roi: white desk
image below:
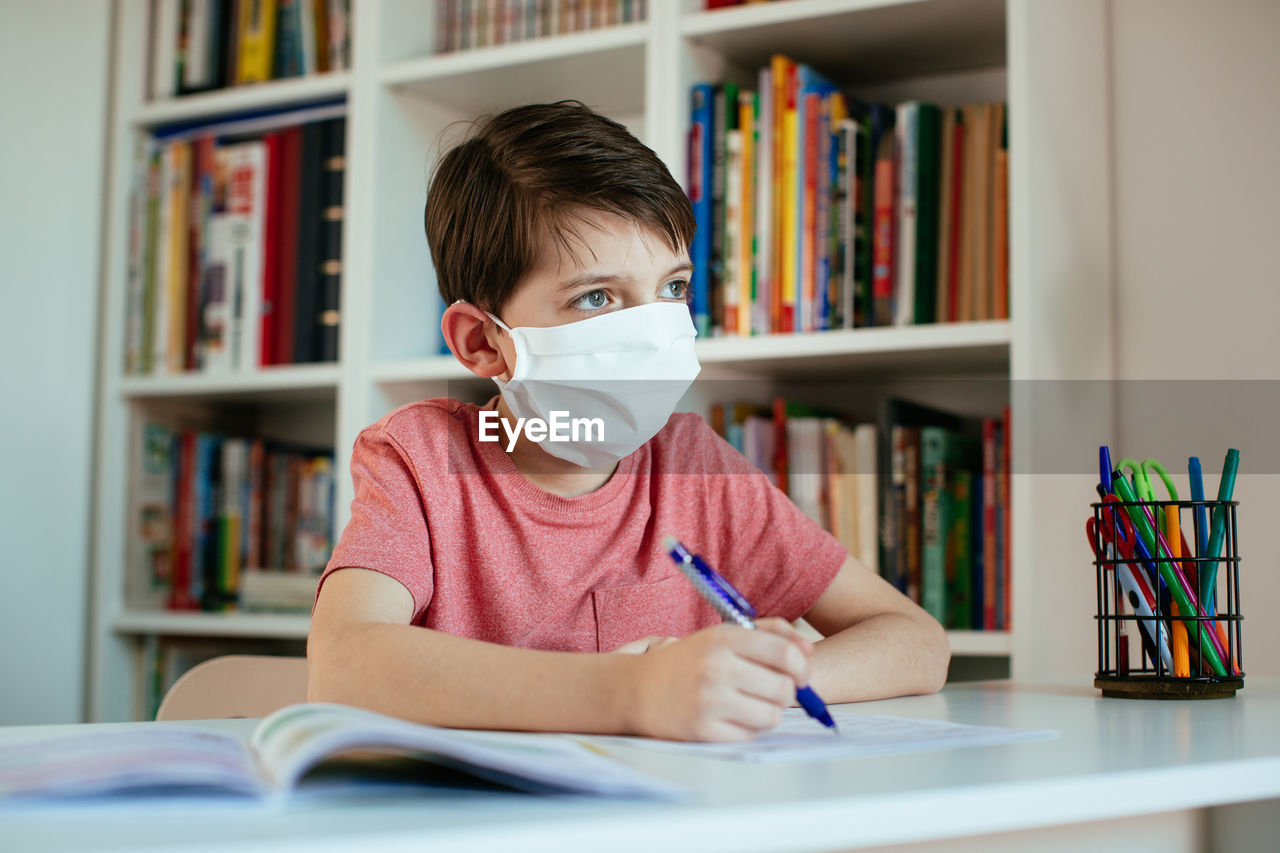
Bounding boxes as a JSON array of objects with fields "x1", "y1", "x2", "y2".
[{"x1": 3, "y1": 680, "x2": 1279, "y2": 853}]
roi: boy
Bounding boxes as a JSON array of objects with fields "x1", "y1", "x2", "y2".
[{"x1": 308, "y1": 101, "x2": 949, "y2": 742}]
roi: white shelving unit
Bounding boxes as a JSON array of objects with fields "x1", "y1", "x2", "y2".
[{"x1": 90, "y1": 0, "x2": 1115, "y2": 721}]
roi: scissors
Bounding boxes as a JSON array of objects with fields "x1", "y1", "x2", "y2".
[{"x1": 1087, "y1": 495, "x2": 1173, "y2": 674}]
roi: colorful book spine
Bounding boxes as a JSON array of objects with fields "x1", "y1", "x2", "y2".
[
  {"x1": 948, "y1": 469, "x2": 973, "y2": 630},
  {"x1": 920, "y1": 427, "x2": 948, "y2": 622},
  {"x1": 871, "y1": 126, "x2": 895, "y2": 327},
  {"x1": 893, "y1": 102, "x2": 918, "y2": 327},
  {"x1": 711, "y1": 81, "x2": 738, "y2": 335},
  {"x1": 913, "y1": 103, "x2": 942, "y2": 325},
  {"x1": 738, "y1": 90, "x2": 756, "y2": 337},
  {"x1": 778, "y1": 58, "x2": 798, "y2": 333},
  {"x1": 688, "y1": 83, "x2": 714, "y2": 337},
  {"x1": 317, "y1": 118, "x2": 345, "y2": 362},
  {"x1": 982, "y1": 416, "x2": 998, "y2": 630},
  {"x1": 754, "y1": 66, "x2": 773, "y2": 337},
  {"x1": 235, "y1": 0, "x2": 278, "y2": 84},
  {"x1": 723, "y1": 128, "x2": 743, "y2": 336}
]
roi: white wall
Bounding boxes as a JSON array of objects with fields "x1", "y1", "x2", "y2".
[
  {"x1": 1110, "y1": 0, "x2": 1279, "y2": 675},
  {"x1": 0, "y1": 1, "x2": 112, "y2": 723}
]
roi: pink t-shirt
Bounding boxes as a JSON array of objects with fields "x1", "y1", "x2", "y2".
[{"x1": 319, "y1": 398, "x2": 846, "y2": 652}]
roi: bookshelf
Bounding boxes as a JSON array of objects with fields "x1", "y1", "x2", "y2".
[{"x1": 90, "y1": 0, "x2": 1115, "y2": 721}]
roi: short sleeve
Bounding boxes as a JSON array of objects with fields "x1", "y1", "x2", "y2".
[
  {"x1": 316, "y1": 427, "x2": 434, "y2": 620},
  {"x1": 696, "y1": 422, "x2": 847, "y2": 622}
]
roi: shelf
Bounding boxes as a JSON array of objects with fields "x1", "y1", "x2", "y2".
[
  {"x1": 116, "y1": 364, "x2": 341, "y2": 402},
  {"x1": 683, "y1": 0, "x2": 1005, "y2": 83},
  {"x1": 372, "y1": 322, "x2": 1010, "y2": 385},
  {"x1": 946, "y1": 630, "x2": 1011, "y2": 657},
  {"x1": 134, "y1": 72, "x2": 351, "y2": 129},
  {"x1": 697, "y1": 320, "x2": 1010, "y2": 378},
  {"x1": 113, "y1": 610, "x2": 310, "y2": 640},
  {"x1": 381, "y1": 24, "x2": 647, "y2": 116}
]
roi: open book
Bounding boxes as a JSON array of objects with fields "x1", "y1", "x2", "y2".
[{"x1": 0, "y1": 703, "x2": 686, "y2": 802}]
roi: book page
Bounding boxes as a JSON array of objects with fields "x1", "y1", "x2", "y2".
[
  {"x1": 592, "y1": 707, "x2": 1057, "y2": 763},
  {"x1": 250, "y1": 703, "x2": 687, "y2": 799},
  {"x1": 0, "y1": 727, "x2": 265, "y2": 800}
]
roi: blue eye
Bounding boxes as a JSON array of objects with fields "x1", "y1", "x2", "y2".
[
  {"x1": 572, "y1": 289, "x2": 609, "y2": 311},
  {"x1": 662, "y1": 279, "x2": 689, "y2": 300}
]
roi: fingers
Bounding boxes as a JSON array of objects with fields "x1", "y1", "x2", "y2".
[
  {"x1": 724, "y1": 622, "x2": 811, "y2": 686},
  {"x1": 756, "y1": 617, "x2": 816, "y2": 656}
]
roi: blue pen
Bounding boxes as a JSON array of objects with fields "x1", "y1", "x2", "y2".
[
  {"x1": 662, "y1": 537, "x2": 838, "y2": 732},
  {"x1": 1188, "y1": 457, "x2": 1209, "y2": 561}
]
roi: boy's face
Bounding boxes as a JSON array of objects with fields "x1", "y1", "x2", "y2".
[{"x1": 491, "y1": 209, "x2": 692, "y2": 351}]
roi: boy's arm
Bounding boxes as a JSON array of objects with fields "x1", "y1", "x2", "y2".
[
  {"x1": 308, "y1": 567, "x2": 813, "y2": 740},
  {"x1": 801, "y1": 555, "x2": 951, "y2": 701}
]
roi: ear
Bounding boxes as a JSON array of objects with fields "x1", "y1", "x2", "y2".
[{"x1": 441, "y1": 301, "x2": 512, "y2": 379}]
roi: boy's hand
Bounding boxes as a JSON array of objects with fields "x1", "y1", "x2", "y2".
[{"x1": 627, "y1": 618, "x2": 813, "y2": 742}]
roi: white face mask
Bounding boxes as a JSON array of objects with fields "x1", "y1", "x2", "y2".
[{"x1": 485, "y1": 301, "x2": 701, "y2": 468}]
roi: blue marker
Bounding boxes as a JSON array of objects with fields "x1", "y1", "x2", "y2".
[
  {"x1": 1099, "y1": 445, "x2": 1114, "y2": 494},
  {"x1": 662, "y1": 537, "x2": 838, "y2": 732}
]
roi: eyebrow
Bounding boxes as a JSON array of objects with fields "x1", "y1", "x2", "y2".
[{"x1": 555, "y1": 263, "x2": 695, "y2": 293}]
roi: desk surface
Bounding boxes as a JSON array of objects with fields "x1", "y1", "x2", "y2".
[{"x1": 4, "y1": 679, "x2": 1280, "y2": 853}]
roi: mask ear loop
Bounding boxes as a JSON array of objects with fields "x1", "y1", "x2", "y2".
[{"x1": 452, "y1": 298, "x2": 512, "y2": 334}]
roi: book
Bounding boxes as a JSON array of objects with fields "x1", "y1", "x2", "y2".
[
  {"x1": 1000, "y1": 404, "x2": 1012, "y2": 629},
  {"x1": 723, "y1": 128, "x2": 743, "y2": 336},
  {"x1": 893, "y1": 101, "x2": 918, "y2": 327},
  {"x1": 688, "y1": 83, "x2": 714, "y2": 337},
  {"x1": 992, "y1": 105, "x2": 1009, "y2": 321},
  {"x1": 737, "y1": 89, "x2": 756, "y2": 337},
  {"x1": 0, "y1": 703, "x2": 685, "y2": 800},
  {"x1": 219, "y1": 139, "x2": 268, "y2": 372},
  {"x1": 876, "y1": 398, "x2": 961, "y2": 594},
  {"x1": 946, "y1": 469, "x2": 974, "y2": 630},
  {"x1": 982, "y1": 417, "x2": 998, "y2": 630},
  {"x1": 274, "y1": 125, "x2": 304, "y2": 365},
  {"x1": 920, "y1": 427, "x2": 979, "y2": 623},
  {"x1": 235, "y1": 0, "x2": 278, "y2": 84},
  {"x1": 711, "y1": 81, "x2": 738, "y2": 335},
  {"x1": 127, "y1": 421, "x2": 176, "y2": 610},
  {"x1": 316, "y1": 117, "x2": 345, "y2": 362},
  {"x1": 852, "y1": 423, "x2": 878, "y2": 573},
  {"x1": 870, "y1": 123, "x2": 895, "y2": 327},
  {"x1": 901, "y1": 427, "x2": 922, "y2": 603},
  {"x1": 150, "y1": 0, "x2": 181, "y2": 99},
  {"x1": 293, "y1": 120, "x2": 325, "y2": 364},
  {"x1": 935, "y1": 107, "x2": 956, "y2": 323},
  {"x1": 753, "y1": 68, "x2": 772, "y2": 336}
]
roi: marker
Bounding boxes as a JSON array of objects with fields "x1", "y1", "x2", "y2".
[
  {"x1": 662, "y1": 537, "x2": 837, "y2": 732},
  {"x1": 1188, "y1": 456, "x2": 1209, "y2": 560},
  {"x1": 1099, "y1": 446, "x2": 1114, "y2": 494},
  {"x1": 1200, "y1": 449, "x2": 1240, "y2": 614}
]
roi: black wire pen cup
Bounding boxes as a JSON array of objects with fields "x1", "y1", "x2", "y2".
[{"x1": 1091, "y1": 497, "x2": 1244, "y2": 699}]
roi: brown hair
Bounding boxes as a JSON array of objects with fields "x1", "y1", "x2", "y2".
[{"x1": 424, "y1": 100, "x2": 695, "y2": 314}]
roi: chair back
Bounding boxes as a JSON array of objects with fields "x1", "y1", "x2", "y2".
[{"x1": 155, "y1": 654, "x2": 309, "y2": 721}]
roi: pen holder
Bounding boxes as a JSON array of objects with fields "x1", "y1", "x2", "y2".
[{"x1": 1092, "y1": 498, "x2": 1245, "y2": 699}]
